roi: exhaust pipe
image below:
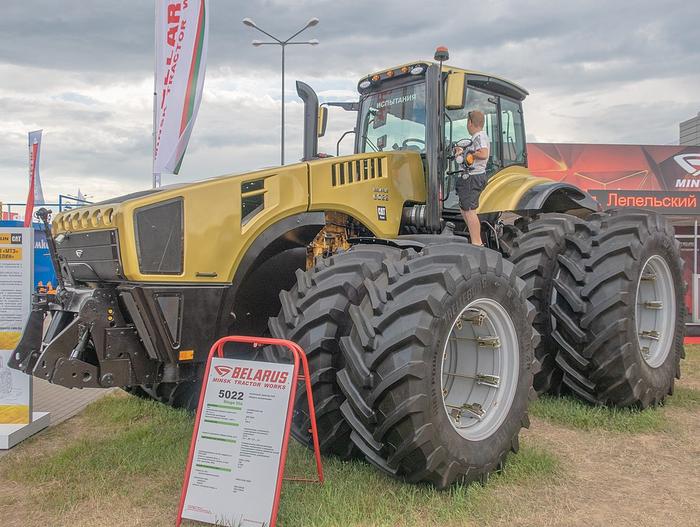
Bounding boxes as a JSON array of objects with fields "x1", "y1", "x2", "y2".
[{"x1": 296, "y1": 80, "x2": 319, "y2": 161}]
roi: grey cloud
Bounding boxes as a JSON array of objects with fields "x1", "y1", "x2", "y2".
[
  {"x1": 1, "y1": 0, "x2": 699, "y2": 203},
  {"x1": 4, "y1": 0, "x2": 698, "y2": 84}
]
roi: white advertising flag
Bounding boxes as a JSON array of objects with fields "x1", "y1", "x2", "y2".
[{"x1": 154, "y1": 0, "x2": 208, "y2": 180}]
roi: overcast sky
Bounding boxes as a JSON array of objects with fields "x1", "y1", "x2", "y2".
[{"x1": 1, "y1": 0, "x2": 699, "y2": 205}]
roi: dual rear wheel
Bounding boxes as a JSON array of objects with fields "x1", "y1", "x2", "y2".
[
  {"x1": 273, "y1": 240, "x2": 537, "y2": 487},
  {"x1": 271, "y1": 208, "x2": 684, "y2": 488},
  {"x1": 550, "y1": 209, "x2": 685, "y2": 407}
]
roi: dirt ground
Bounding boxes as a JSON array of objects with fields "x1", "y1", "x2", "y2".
[
  {"x1": 484, "y1": 347, "x2": 700, "y2": 527},
  {"x1": 488, "y1": 409, "x2": 700, "y2": 527}
]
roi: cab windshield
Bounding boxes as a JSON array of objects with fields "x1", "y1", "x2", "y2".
[
  {"x1": 358, "y1": 82, "x2": 426, "y2": 153},
  {"x1": 357, "y1": 80, "x2": 526, "y2": 211}
]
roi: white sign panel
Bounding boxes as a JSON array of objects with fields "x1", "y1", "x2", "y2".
[
  {"x1": 182, "y1": 357, "x2": 295, "y2": 526},
  {"x1": 0, "y1": 228, "x2": 33, "y2": 424}
]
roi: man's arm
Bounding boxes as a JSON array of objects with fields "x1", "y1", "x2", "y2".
[{"x1": 473, "y1": 147, "x2": 489, "y2": 160}]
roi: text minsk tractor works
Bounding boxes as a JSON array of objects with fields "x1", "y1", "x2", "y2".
[{"x1": 10, "y1": 48, "x2": 685, "y2": 488}]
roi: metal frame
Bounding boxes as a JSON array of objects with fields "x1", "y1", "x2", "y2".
[
  {"x1": 2, "y1": 194, "x2": 91, "y2": 221},
  {"x1": 635, "y1": 255, "x2": 677, "y2": 367},
  {"x1": 675, "y1": 219, "x2": 700, "y2": 324},
  {"x1": 176, "y1": 335, "x2": 324, "y2": 527}
]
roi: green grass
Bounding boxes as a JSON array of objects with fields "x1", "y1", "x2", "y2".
[
  {"x1": 529, "y1": 345, "x2": 700, "y2": 433},
  {"x1": 4, "y1": 395, "x2": 192, "y2": 510},
  {"x1": 2, "y1": 347, "x2": 698, "y2": 526},
  {"x1": 1, "y1": 394, "x2": 559, "y2": 527},
  {"x1": 531, "y1": 383, "x2": 700, "y2": 433},
  {"x1": 278, "y1": 439, "x2": 558, "y2": 527},
  {"x1": 530, "y1": 395, "x2": 667, "y2": 433},
  {"x1": 665, "y1": 386, "x2": 700, "y2": 409},
  {"x1": 4, "y1": 346, "x2": 699, "y2": 524}
]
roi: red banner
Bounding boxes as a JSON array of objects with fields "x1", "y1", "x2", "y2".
[
  {"x1": 24, "y1": 130, "x2": 43, "y2": 227},
  {"x1": 528, "y1": 143, "x2": 700, "y2": 213}
]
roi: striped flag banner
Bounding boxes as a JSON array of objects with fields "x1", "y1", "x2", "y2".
[
  {"x1": 24, "y1": 130, "x2": 45, "y2": 227},
  {"x1": 154, "y1": 0, "x2": 208, "y2": 180}
]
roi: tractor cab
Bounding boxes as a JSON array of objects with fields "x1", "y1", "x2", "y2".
[
  {"x1": 353, "y1": 59, "x2": 528, "y2": 215},
  {"x1": 297, "y1": 50, "x2": 596, "y2": 236},
  {"x1": 298, "y1": 48, "x2": 595, "y2": 236}
]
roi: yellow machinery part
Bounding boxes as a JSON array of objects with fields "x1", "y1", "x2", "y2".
[
  {"x1": 477, "y1": 166, "x2": 556, "y2": 214},
  {"x1": 53, "y1": 163, "x2": 309, "y2": 283},
  {"x1": 49, "y1": 152, "x2": 555, "y2": 284},
  {"x1": 306, "y1": 212, "x2": 353, "y2": 269},
  {"x1": 308, "y1": 151, "x2": 426, "y2": 238},
  {"x1": 50, "y1": 151, "x2": 426, "y2": 284}
]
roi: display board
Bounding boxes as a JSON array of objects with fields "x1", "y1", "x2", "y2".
[
  {"x1": 181, "y1": 357, "x2": 295, "y2": 526},
  {"x1": 527, "y1": 143, "x2": 700, "y2": 215},
  {"x1": 0, "y1": 227, "x2": 33, "y2": 424}
]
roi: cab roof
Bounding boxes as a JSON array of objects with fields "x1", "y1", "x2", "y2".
[{"x1": 359, "y1": 61, "x2": 529, "y2": 102}]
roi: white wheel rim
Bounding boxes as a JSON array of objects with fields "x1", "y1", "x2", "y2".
[
  {"x1": 440, "y1": 298, "x2": 520, "y2": 441},
  {"x1": 635, "y1": 255, "x2": 676, "y2": 368}
]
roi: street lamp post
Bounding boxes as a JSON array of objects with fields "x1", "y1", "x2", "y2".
[{"x1": 243, "y1": 17, "x2": 319, "y2": 165}]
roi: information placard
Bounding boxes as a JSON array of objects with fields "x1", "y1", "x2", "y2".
[
  {"x1": 0, "y1": 227, "x2": 33, "y2": 424},
  {"x1": 181, "y1": 357, "x2": 295, "y2": 526}
]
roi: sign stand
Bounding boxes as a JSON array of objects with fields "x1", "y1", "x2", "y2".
[
  {"x1": 176, "y1": 336, "x2": 324, "y2": 527},
  {"x1": 0, "y1": 410, "x2": 51, "y2": 449},
  {"x1": 1, "y1": 225, "x2": 50, "y2": 448}
]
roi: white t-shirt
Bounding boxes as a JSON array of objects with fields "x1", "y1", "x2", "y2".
[{"x1": 468, "y1": 130, "x2": 490, "y2": 175}]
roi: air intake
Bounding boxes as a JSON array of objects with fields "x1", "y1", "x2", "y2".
[
  {"x1": 134, "y1": 198, "x2": 184, "y2": 275},
  {"x1": 331, "y1": 156, "x2": 387, "y2": 187}
]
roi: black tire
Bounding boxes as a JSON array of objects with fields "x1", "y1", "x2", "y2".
[
  {"x1": 501, "y1": 213, "x2": 591, "y2": 394},
  {"x1": 134, "y1": 378, "x2": 203, "y2": 412},
  {"x1": 267, "y1": 245, "x2": 405, "y2": 459},
  {"x1": 125, "y1": 348, "x2": 261, "y2": 412},
  {"x1": 552, "y1": 209, "x2": 686, "y2": 407},
  {"x1": 338, "y1": 242, "x2": 538, "y2": 488}
]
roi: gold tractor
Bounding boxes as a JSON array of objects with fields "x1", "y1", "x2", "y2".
[{"x1": 11, "y1": 48, "x2": 685, "y2": 488}]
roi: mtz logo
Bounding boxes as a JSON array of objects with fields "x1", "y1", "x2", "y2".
[
  {"x1": 10, "y1": 234, "x2": 22, "y2": 244},
  {"x1": 674, "y1": 153, "x2": 700, "y2": 176},
  {"x1": 214, "y1": 365, "x2": 233, "y2": 377}
]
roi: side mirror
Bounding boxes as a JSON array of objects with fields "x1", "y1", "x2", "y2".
[
  {"x1": 318, "y1": 106, "x2": 328, "y2": 138},
  {"x1": 445, "y1": 71, "x2": 466, "y2": 110}
]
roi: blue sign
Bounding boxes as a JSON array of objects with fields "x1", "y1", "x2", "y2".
[{"x1": 0, "y1": 221, "x2": 56, "y2": 291}]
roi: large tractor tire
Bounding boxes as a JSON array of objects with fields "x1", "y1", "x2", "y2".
[
  {"x1": 500, "y1": 213, "x2": 591, "y2": 394},
  {"x1": 267, "y1": 245, "x2": 405, "y2": 459},
  {"x1": 338, "y1": 242, "x2": 538, "y2": 488},
  {"x1": 552, "y1": 209, "x2": 686, "y2": 407}
]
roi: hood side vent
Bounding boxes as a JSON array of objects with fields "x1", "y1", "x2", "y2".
[{"x1": 331, "y1": 156, "x2": 386, "y2": 187}]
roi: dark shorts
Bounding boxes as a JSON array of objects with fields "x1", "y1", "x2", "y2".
[{"x1": 455, "y1": 172, "x2": 488, "y2": 211}]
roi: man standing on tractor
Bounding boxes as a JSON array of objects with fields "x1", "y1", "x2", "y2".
[{"x1": 454, "y1": 110, "x2": 490, "y2": 245}]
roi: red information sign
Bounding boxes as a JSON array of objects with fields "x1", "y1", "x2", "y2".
[{"x1": 176, "y1": 336, "x2": 323, "y2": 527}]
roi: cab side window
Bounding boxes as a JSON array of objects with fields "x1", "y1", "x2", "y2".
[
  {"x1": 500, "y1": 98, "x2": 526, "y2": 167},
  {"x1": 446, "y1": 88, "x2": 500, "y2": 170}
]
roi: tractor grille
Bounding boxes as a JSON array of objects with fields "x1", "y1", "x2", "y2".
[
  {"x1": 331, "y1": 156, "x2": 387, "y2": 187},
  {"x1": 134, "y1": 198, "x2": 184, "y2": 275},
  {"x1": 56, "y1": 229, "x2": 123, "y2": 283}
]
